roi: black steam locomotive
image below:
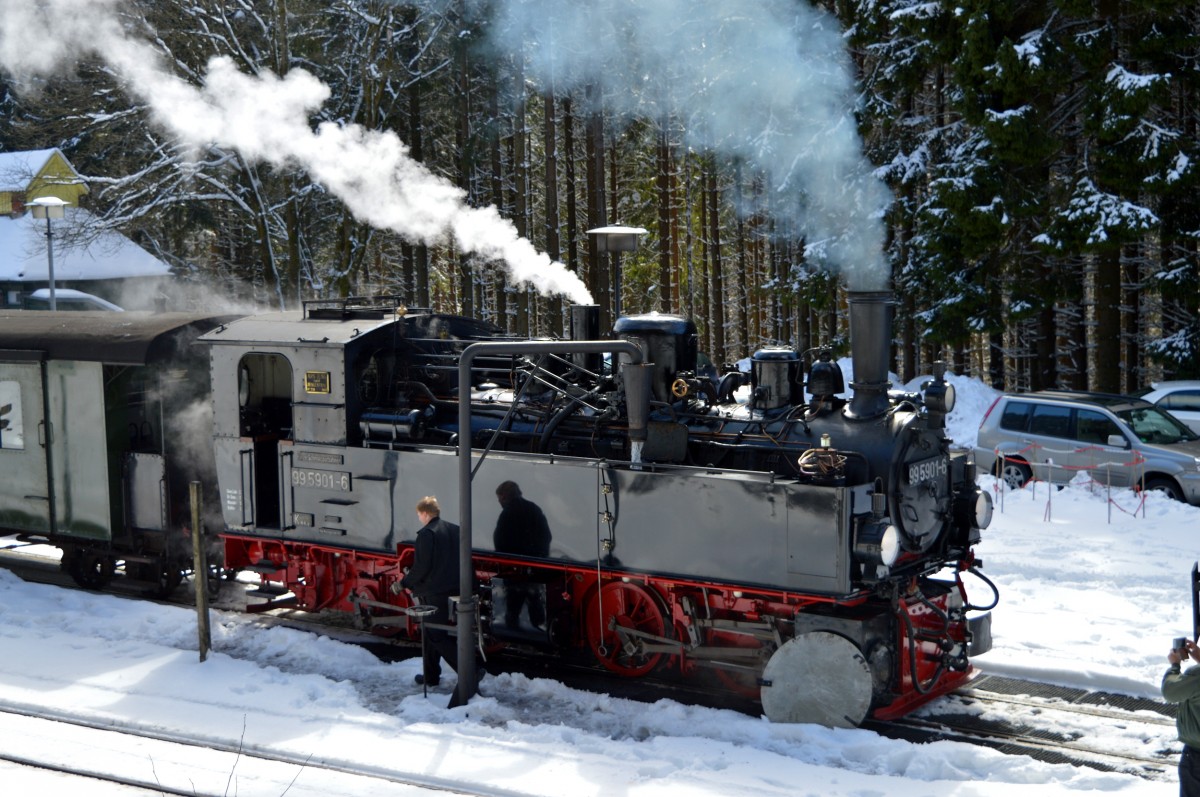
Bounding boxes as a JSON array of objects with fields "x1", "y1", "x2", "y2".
[{"x1": 0, "y1": 291, "x2": 994, "y2": 726}]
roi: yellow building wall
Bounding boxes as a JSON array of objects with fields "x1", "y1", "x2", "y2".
[{"x1": 1, "y1": 151, "x2": 89, "y2": 214}]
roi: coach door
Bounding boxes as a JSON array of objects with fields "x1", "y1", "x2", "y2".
[
  {"x1": 0, "y1": 357, "x2": 51, "y2": 534},
  {"x1": 46, "y1": 360, "x2": 112, "y2": 541}
]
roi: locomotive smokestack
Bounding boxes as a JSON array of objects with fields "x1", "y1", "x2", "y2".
[
  {"x1": 570, "y1": 304, "x2": 602, "y2": 374},
  {"x1": 845, "y1": 290, "x2": 894, "y2": 420}
]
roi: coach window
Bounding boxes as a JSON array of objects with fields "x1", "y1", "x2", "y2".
[{"x1": 0, "y1": 380, "x2": 24, "y2": 450}]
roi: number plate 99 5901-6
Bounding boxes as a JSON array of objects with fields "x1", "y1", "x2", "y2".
[
  {"x1": 291, "y1": 468, "x2": 351, "y2": 492},
  {"x1": 907, "y1": 455, "x2": 948, "y2": 487}
]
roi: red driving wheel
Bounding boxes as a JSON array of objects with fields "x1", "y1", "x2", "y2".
[{"x1": 586, "y1": 581, "x2": 668, "y2": 677}]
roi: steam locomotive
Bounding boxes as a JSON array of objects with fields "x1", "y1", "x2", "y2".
[{"x1": 0, "y1": 290, "x2": 995, "y2": 726}]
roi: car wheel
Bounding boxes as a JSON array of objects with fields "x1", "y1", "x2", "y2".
[
  {"x1": 995, "y1": 458, "x2": 1032, "y2": 490},
  {"x1": 1144, "y1": 477, "x2": 1185, "y2": 503}
]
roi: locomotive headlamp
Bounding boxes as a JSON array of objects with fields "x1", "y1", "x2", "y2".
[
  {"x1": 974, "y1": 490, "x2": 993, "y2": 529},
  {"x1": 923, "y1": 379, "x2": 956, "y2": 414},
  {"x1": 854, "y1": 521, "x2": 900, "y2": 568}
]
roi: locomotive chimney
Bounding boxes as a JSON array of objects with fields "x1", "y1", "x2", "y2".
[
  {"x1": 845, "y1": 290, "x2": 894, "y2": 420},
  {"x1": 570, "y1": 304, "x2": 602, "y2": 375}
]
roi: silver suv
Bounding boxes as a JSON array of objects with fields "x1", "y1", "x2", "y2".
[{"x1": 974, "y1": 390, "x2": 1200, "y2": 504}]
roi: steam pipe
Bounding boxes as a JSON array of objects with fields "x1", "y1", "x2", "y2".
[
  {"x1": 453, "y1": 339, "x2": 644, "y2": 709},
  {"x1": 845, "y1": 291, "x2": 895, "y2": 420},
  {"x1": 622, "y1": 363, "x2": 653, "y2": 464}
]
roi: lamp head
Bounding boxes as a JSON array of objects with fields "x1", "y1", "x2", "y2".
[
  {"x1": 587, "y1": 225, "x2": 647, "y2": 253},
  {"x1": 29, "y1": 196, "x2": 69, "y2": 220}
]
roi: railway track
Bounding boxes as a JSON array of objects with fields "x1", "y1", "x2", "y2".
[
  {"x1": 0, "y1": 536, "x2": 1183, "y2": 782},
  {"x1": 0, "y1": 699, "x2": 525, "y2": 797},
  {"x1": 868, "y1": 674, "x2": 1179, "y2": 780}
]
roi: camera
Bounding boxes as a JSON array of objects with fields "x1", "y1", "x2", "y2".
[{"x1": 1176, "y1": 636, "x2": 1189, "y2": 653}]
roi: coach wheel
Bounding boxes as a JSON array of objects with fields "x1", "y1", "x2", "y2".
[
  {"x1": 994, "y1": 458, "x2": 1031, "y2": 490},
  {"x1": 150, "y1": 562, "x2": 184, "y2": 598},
  {"x1": 206, "y1": 563, "x2": 230, "y2": 596},
  {"x1": 69, "y1": 551, "x2": 115, "y2": 590},
  {"x1": 586, "y1": 582, "x2": 668, "y2": 677}
]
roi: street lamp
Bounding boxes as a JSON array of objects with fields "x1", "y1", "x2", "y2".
[
  {"x1": 587, "y1": 225, "x2": 647, "y2": 320},
  {"x1": 29, "y1": 196, "x2": 70, "y2": 311}
]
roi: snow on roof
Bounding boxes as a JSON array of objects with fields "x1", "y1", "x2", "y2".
[
  {"x1": 0, "y1": 148, "x2": 65, "y2": 191},
  {"x1": 0, "y1": 207, "x2": 170, "y2": 281}
]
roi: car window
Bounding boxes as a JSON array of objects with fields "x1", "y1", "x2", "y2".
[
  {"x1": 1028, "y1": 404, "x2": 1072, "y2": 439},
  {"x1": 1115, "y1": 405, "x2": 1199, "y2": 445},
  {"x1": 999, "y1": 401, "x2": 1032, "y2": 432},
  {"x1": 1075, "y1": 409, "x2": 1121, "y2": 445}
]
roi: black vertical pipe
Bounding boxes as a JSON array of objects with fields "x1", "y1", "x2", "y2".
[
  {"x1": 453, "y1": 339, "x2": 643, "y2": 708},
  {"x1": 846, "y1": 291, "x2": 894, "y2": 420}
]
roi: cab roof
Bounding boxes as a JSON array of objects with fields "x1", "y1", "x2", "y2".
[
  {"x1": 0, "y1": 310, "x2": 233, "y2": 365},
  {"x1": 198, "y1": 309, "x2": 401, "y2": 349}
]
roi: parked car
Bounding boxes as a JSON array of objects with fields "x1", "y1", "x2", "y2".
[
  {"x1": 974, "y1": 390, "x2": 1200, "y2": 504},
  {"x1": 22, "y1": 289, "x2": 124, "y2": 311},
  {"x1": 1137, "y1": 381, "x2": 1200, "y2": 435}
]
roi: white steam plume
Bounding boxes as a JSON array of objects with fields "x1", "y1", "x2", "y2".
[
  {"x1": 452, "y1": 0, "x2": 894, "y2": 291},
  {"x1": 0, "y1": 0, "x2": 592, "y2": 304}
]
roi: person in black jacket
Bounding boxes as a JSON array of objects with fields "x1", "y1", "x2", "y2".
[
  {"x1": 493, "y1": 481, "x2": 551, "y2": 629},
  {"x1": 401, "y1": 495, "x2": 463, "y2": 687}
]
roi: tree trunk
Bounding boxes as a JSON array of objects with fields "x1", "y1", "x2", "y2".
[
  {"x1": 1121, "y1": 246, "x2": 1139, "y2": 392},
  {"x1": 543, "y1": 88, "x2": 563, "y2": 336},
  {"x1": 401, "y1": 9, "x2": 430, "y2": 309},
  {"x1": 455, "y1": 44, "x2": 475, "y2": 318},
  {"x1": 489, "y1": 84, "x2": 507, "y2": 329},
  {"x1": 563, "y1": 97, "x2": 582, "y2": 314},
  {"x1": 656, "y1": 116, "x2": 673, "y2": 312},
  {"x1": 1094, "y1": 248, "x2": 1121, "y2": 392},
  {"x1": 584, "y1": 85, "x2": 609, "y2": 328},
  {"x1": 513, "y1": 63, "x2": 530, "y2": 337},
  {"x1": 706, "y1": 165, "x2": 726, "y2": 363}
]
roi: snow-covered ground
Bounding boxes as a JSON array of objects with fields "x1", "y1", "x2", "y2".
[{"x1": 0, "y1": 373, "x2": 1190, "y2": 795}]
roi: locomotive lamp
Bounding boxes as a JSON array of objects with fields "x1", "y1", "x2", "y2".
[
  {"x1": 587, "y1": 225, "x2": 647, "y2": 320},
  {"x1": 29, "y1": 196, "x2": 69, "y2": 311}
]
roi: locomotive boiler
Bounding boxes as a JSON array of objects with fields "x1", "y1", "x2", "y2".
[{"x1": 201, "y1": 289, "x2": 995, "y2": 726}]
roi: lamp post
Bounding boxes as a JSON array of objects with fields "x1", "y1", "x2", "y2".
[
  {"x1": 587, "y1": 225, "x2": 647, "y2": 320},
  {"x1": 28, "y1": 196, "x2": 69, "y2": 311}
]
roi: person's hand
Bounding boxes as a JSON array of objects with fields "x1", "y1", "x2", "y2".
[{"x1": 1170, "y1": 640, "x2": 1198, "y2": 665}]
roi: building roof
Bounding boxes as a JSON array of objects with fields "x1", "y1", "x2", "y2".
[
  {"x1": 0, "y1": 148, "x2": 78, "y2": 192},
  {"x1": 0, "y1": 207, "x2": 171, "y2": 282},
  {"x1": 0, "y1": 149, "x2": 57, "y2": 190}
]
